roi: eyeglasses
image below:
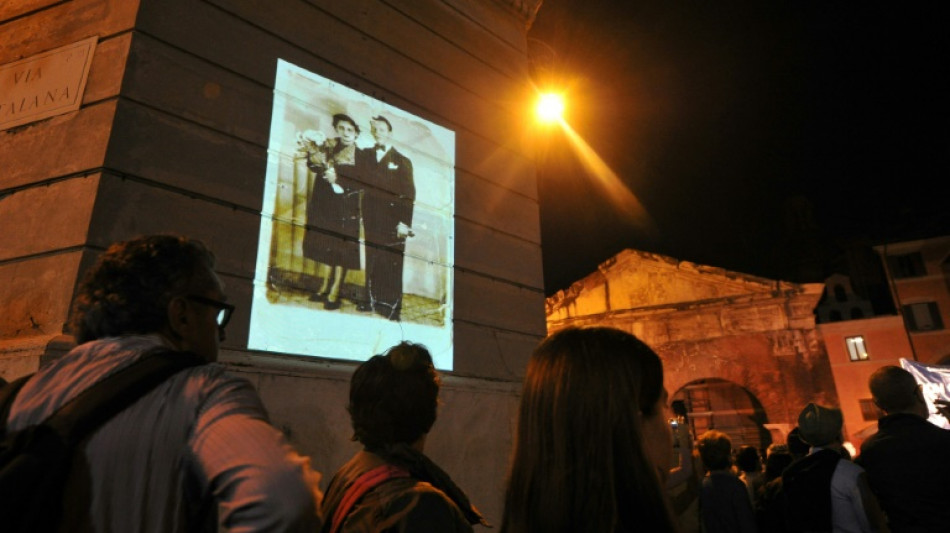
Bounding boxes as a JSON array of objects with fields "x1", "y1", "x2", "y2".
[{"x1": 185, "y1": 295, "x2": 235, "y2": 329}]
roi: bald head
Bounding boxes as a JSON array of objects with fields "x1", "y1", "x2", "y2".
[{"x1": 869, "y1": 366, "x2": 925, "y2": 416}]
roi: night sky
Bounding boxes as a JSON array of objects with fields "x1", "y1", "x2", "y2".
[{"x1": 529, "y1": 2, "x2": 949, "y2": 296}]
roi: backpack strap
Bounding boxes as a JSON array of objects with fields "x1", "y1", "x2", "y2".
[
  {"x1": 0, "y1": 374, "x2": 33, "y2": 436},
  {"x1": 1, "y1": 348, "x2": 205, "y2": 444},
  {"x1": 330, "y1": 464, "x2": 410, "y2": 533},
  {"x1": 45, "y1": 349, "x2": 207, "y2": 444}
]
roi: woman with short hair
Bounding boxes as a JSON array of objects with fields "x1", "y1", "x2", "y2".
[
  {"x1": 320, "y1": 342, "x2": 485, "y2": 533},
  {"x1": 298, "y1": 113, "x2": 364, "y2": 310}
]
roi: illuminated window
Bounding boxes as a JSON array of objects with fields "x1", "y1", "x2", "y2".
[
  {"x1": 903, "y1": 302, "x2": 944, "y2": 332},
  {"x1": 845, "y1": 336, "x2": 869, "y2": 361},
  {"x1": 859, "y1": 398, "x2": 883, "y2": 421}
]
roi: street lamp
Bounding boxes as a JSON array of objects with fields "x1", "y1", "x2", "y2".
[
  {"x1": 529, "y1": 87, "x2": 657, "y2": 237},
  {"x1": 536, "y1": 92, "x2": 565, "y2": 124}
]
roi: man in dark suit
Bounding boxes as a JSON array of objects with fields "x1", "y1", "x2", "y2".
[{"x1": 357, "y1": 115, "x2": 415, "y2": 321}]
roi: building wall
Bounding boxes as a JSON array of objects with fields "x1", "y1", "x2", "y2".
[
  {"x1": 876, "y1": 236, "x2": 950, "y2": 365},
  {"x1": 1, "y1": 0, "x2": 547, "y2": 523},
  {"x1": 1, "y1": 0, "x2": 138, "y2": 377},
  {"x1": 547, "y1": 241, "x2": 950, "y2": 451},
  {"x1": 815, "y1": 273, "x2": 874, "y2": 323},
  {"x1": 817, "y1": 315, "x2": 911, "y2": 447},
  {"x1": 547, "y1": 249, "x2": 838, "y2": 445}
]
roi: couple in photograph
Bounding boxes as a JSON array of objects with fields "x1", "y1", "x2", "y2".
[{"x1": 298, "y1": 113, "x2": 415, "y2": 321}]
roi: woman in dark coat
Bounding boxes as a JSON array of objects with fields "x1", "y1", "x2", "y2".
[{"x1": 299, "y1": 113, "x2": 363, "y2": 309}]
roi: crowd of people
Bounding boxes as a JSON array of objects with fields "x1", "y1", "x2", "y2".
[
  {"x1": 2, "y1": 233, "x2": 949, "y2": 532},
  {"x1": 675, "y1": 372, "x2": 950, "y2": 533}
]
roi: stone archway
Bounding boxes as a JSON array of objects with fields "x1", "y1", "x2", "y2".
[{"x1": 672, "y1": 378, "x2": 772, "y2": 453}]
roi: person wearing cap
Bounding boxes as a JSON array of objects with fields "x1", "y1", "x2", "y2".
[
  {"x1": 856, "y1": 365, "x2": 950, "y2": 532},
  {"x1": 356, "y1": 114, "x2": 415, "y2": 321},
  {"x1": 781, "y1": 403, "x2": 888, "y2": 533}
]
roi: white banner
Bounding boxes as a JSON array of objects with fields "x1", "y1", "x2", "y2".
[{"x1": 900, "y1": 358, "x2": 950, "y2": 429}]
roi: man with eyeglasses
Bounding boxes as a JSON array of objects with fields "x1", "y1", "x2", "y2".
[
  {"x1": 3, "y1": 234, "x2": 323, "y2": 532},
  {"x1": 856, "y1": 365, "x2": 950, "y2": 532}
]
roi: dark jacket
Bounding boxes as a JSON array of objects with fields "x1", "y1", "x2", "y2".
[
  {"x1": 857, "y1": 413, "x2": 950, "y2": 532},
  {"x1": 700, "y1": 471, "x2": 758, "y2": 533},
  {"x1": 320, "y1": 446, "x2": 483, "y2": 533},
  {"x1": 781, "y1": 449, "x2": 840, "y2": 532},
  {"x1": 359, "y1": 147, "x2": 414, "y2": 244}
]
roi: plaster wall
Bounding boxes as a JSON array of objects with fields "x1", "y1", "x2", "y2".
[
  {"x1": 818, "y1": 315, "x2": 910, "y2": 447},
  {"x1": 877, "y1": 236, "x2": 950, "y2": 365}
]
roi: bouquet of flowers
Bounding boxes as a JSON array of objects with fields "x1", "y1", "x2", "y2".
[
  {"x1": 297, "y1": 129, "x2": 328, "y2": 159},
  {"x1": 296, "y1": 129, "x2": 343, "y2": 193}
]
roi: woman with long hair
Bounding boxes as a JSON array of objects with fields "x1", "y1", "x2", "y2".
[{"x1": 500, "y1": 326, "x2": 680, "y2": 533}]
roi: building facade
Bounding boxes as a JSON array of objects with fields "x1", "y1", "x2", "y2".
[
  {"x1": 546, "y1": 248, "x2": 836, "y2": 450},
  {"x1": 875, "y1": 235, "x2": 950, "y2": 365},
  {"x1": 820, "y1": 235, "x2": 950, "y2": 446},
  {"x1": 548, "y1": 236, "x2": 950, "y2": 450},
  {"x1": 1, "y1": 0, "x2": 547, "y2": 522}
]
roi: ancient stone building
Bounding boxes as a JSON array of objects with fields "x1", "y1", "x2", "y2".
[
  {"x1": 547, "y1": 248, "x2": 838, "y2": 449},
  {"x1": 1, "y1": 0, "x2": 546, "y2": 522}
]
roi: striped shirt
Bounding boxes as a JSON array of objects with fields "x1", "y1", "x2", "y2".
[{"x1": 7, "y1": 334, "x2": 322, "y2": 532}]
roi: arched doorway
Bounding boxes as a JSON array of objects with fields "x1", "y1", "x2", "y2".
[{"x1": 672, "y1": 378, "x2": 772, "y2": 453}]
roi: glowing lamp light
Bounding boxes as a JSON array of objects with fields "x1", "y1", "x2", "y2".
[{"x1": 536, "y1": 93, "x2": 565, "y2": 123}]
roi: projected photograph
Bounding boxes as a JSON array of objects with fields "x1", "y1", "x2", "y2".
[{"x1": 249, "y1": 59, "x2": 456, "y2": 369}]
